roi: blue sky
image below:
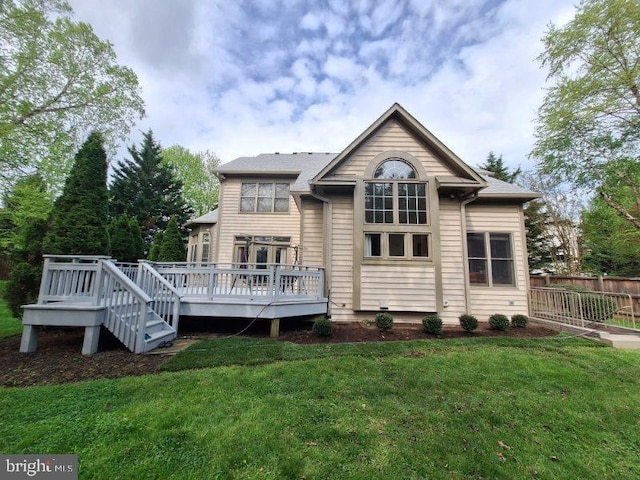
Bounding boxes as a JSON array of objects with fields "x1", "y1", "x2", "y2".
[{"x1": 67, "y1": 0, "x2": 576, "y2": 172}]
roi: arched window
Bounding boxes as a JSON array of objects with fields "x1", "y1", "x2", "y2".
[{"x1": 365, "y1": 158, "x2": 427, "y2": 225}]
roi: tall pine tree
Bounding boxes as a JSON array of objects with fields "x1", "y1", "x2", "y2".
[
  {"x1": 43, "y1": 132, "x2": 110, "y2": 255},
  {"x1": 109, "y1": 130, "x2": 192, "y2": 249},
  {"x1": 478, "y1": 152, "x2": 521, "y2": 183},
  {"x1": 158, "y1": 216, "x2": 185, "y2": 262}
]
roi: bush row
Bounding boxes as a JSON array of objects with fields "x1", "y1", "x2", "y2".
[{"x1": 312, "y1": 312, "x2": 529, "y2": 337}]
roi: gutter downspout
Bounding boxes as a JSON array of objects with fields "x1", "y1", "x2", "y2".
[
  {"x1": 459, "y1": 192, "x2": 478, "y2": 314},
  {"x1": 310, "y1": 188, "x2": 332, "y2": 316}
]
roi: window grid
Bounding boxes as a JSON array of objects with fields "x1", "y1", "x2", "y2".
[
  {"x1": 467, "y1": 232, "x2": 515, "y2": 286},
  {"x1": 240, "y1": 182, "x2": 290, "y2": 213},
  {"x1": 364, "y1": 233, "x2": 430, "y2": 260},
  {"x1": 364, "y1": 182, "x2": 394, "y2": 224}
]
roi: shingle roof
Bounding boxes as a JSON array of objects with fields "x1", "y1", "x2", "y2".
[
  {"x1": 216, "y1": 154, "x2": 539, "y2": 200},
  {"x1": 185, "y1": 208, "x2": 218, "y2": 226},
  {"x1": 217, "y1": 153, "x2": 337, "y2": 192}
]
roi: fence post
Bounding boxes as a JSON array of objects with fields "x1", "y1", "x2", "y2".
[{"x1": 597, "y1": 275, "x2": 605, "y2": 292}]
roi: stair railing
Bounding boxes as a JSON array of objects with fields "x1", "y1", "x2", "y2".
[
  {"x1": 100, "y1": 260, "x2": 152, "y2": 354},
  {"x1": 136, "y1": 261, "x2": 182, "y2": 330}
]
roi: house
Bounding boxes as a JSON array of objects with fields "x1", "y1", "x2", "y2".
[{"x1": 190, "y1": 103, "x2": 540, "y2": 324}]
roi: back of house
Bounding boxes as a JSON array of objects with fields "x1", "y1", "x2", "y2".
[{"x1": 189, "y1": 103, "x2": 539, "y2": 324}]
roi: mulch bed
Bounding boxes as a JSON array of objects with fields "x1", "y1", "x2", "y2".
[{"x1": 1, "y1": 320, "x2": 557, "y2": 388}]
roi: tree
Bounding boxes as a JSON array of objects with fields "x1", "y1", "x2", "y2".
[
  {"x1": 478, "y1": 152, "x2": 521, "y2": 183},
  {"x1": 532, "y1": 0, "x2": 640, "y2": 230},
  {"x1": 148, "y1": 231, "x2": 163, "y2": 262},
  {"x1": 521, "y1": 172, "x2": 585, "y2": 275},
  {"x1": 582, "y1": 182, "x2": 640, "y2": 276},
  {"x1": 158, "y1": 217, "x2": 185, "y2": 262},
  {"x1": 0, "y1": 0, "x2": 145, "y2": 192},
  {"x1": 162, "y1": 146, "x2": 220, "y2": 216},
  {"x1": 524, "y1": 199, "x2": 554, "y2": 272},
  {"x1": 0, "y1": 174, "x2": 53, "y2": 259},
  {"x1": 108, "y1": 214, "x2": 144, "y2": 263},
  {"x1": 43, "y1": 132, "x2": 110, "y2": 255},
  {"x1": 109, "y1": 131, "x2": 192, "y2": 249}
]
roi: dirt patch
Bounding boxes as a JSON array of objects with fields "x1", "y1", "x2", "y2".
[{"x1": 0, "y1": 320, "x2": 557, "y2": 388}]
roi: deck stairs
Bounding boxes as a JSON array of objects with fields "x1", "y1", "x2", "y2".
[{"x1": 22, "y1": 256, "x2": 181, "y2": 354}]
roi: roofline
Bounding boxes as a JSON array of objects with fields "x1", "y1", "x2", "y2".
[
  {"x1": 476, "y1": 192, "x2": 543, "y2": 201},
  {"x1": 215, "y1": 169, "x2": 302, "y2": 176},
  {"x1": 311, "y1": 103, "x2": 487, "y2": 185}
]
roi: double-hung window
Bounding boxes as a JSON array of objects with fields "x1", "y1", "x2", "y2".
[
  {"x1": 240, "y1": 182, "x2": 290, "y2": 213},
  {"x1": 467, "y1": 232, "x2": 515, "y2": 286},
  {"x1": 363, "y1": 158, "x2": 429, "y2": 260}
]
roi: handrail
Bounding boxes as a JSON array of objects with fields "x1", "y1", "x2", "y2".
[
  {"x1": 137, "y1": 261, "x2": 182, "y2": 329},
  {"x1": 100, "y1": 260, "x2": 152, "y2": 353}
]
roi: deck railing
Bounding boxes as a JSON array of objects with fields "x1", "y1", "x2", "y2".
[
  {"x1": 37, "y1": 255, "x2": 109, "y2": 304},
  {"x1": 151, "y1": 262, "x2": 325, "y2": 302}
]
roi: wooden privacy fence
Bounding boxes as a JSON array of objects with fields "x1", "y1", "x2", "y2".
[{"x1": 530, "y1": 274, "x2": 640, "y2": 316}]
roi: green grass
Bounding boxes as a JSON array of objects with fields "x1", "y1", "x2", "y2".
[
  {"x1": 2, "y1": 336, "x2": 640, "y2": 479},
  {"x1": 0, "y1": 280, "x2": 22, "y2": 339}
]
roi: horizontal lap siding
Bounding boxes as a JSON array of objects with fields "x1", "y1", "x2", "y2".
[
  {"x1": 439, "y1": 199, "x2": 467, "y2": 324},
  {"x1": 217, "y1": 178, "x2": 300, "y2": 265},
  {"x1": 328, "y1": 195, "x2": 354, "y2": 322},
  {"x1": 360, "y1": 264, "x2": 436, "y2": 311},
  {"x1": 301, "y1": 199, "x2": 324, "y2": 267},
  {"x1": 330, "y1": 120, "x2": 456, "y2": 177},
  {"x1": 465, "y1": 204, "x2": 529, "y2": 319}
]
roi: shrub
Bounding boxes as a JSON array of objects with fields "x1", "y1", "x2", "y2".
[
  {"x1": 422, "y1": 315, "x2": 443, "y2": 335},
  {"x1": 5, "y1": 262, "x2": 41, "y2": 318},
  {"x1": 459, "y1": 313, "x2": 478, "y2": 332},
  {"x1": 511, "y1": 314, "x2": 529, "y2": 328},
  {"x1": 489, "y1": 313, "x2": 510, "y2": 331},
  {"x1": 374, "y1": 312, "x2": 393, "y2": 331},
  {"x1": 312, "y1": 317, "x2": 333, "y2": 337}
]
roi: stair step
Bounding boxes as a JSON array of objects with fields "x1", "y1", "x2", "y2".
[
  {"x1": 145, "y1": 319, "x2": 167, "y2": 335},
  {"x1": 143, "y1": 329, "x2": 177, "y2": 353}
]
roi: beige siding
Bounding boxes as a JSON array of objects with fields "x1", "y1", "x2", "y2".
[
  {"x1": 465, "y1": 204, "x2": 529, "y2": 319},
  {"x1": 300, "y1": 198, "x2": 324, "y2": 267},
  {"x1": 360, "y1": 264, "x2": 436, "y2": 311},
  {"x1": 329, "y1": 120, "x2": 456, "y2": 178},
  {"x1": 327, "y1": 195, "x2": 354, "y2": 322},
  {"x1": 216, "y1": 178, "x2": 300, "y2": 264},
  {"x1": 439, "y1": 199, "x2": 467, "y2": 324}
]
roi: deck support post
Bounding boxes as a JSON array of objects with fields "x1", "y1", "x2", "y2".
[
  {"x1": 20, "y1": 325, "x2": 38, "y2": 353},
  {"x1": 82, "y1": 325, "x2": 101, "y2": 355},
  {"x1": 270, "y1": 318, "x2": 280, "y2": 338}
]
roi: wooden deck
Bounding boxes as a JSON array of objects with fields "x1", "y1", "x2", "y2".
[{"x1": 21, "y1": 256, "x2": 328, "y2": 354}]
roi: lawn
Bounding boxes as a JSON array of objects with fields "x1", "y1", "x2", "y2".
[
  {"x1": 0, "y1": 280, "x2": 23, "y2": 339},
  {"x1": 2, "y1": 334, "x2": 640, "y2": 479}
]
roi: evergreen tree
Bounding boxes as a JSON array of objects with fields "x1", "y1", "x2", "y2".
[
  {"x1": 148, "y1": 231, "x2": 163, "y2": 262},
  {"x1": 158, "y1": 217, "x2": 185, "y2": 262},
  {"x1": 109, "y1": 130, "x2": 192, "y2": 248},
  {"x1": 478, "y1": 152, "x2": 521, "y2": 183},
  {"x1": 43, "y1": 132, "x2": 110, "y2": 255},
  {"x1": 524, "y1": 200, "x2": 553, "y2": 272},
  {"x1": 108, "y1": 214, "x2": 145, "y2": 262}
]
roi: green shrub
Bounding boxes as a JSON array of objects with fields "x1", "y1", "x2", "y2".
[
  {"x1": 459, "y1": 313, "x2": 478, "y2": 332},
  {"x1": 312, "y1": 317, "x2": 333, "y2": 337},
  {"x1": 511, "y1": 314, "x2": 529, "y2": 328},
  {"x1": 5, "y1": 262, "x2": 41, "y2": 318},
  {"x1": 374, "y1": 312, "x2": 393, "y2": 331},
  {"x1": 488, "y1": 313, "x2": 510, "y2": 331},
  {"x1": 422, "y1": 315, "x2": 443, "y2": 335}
]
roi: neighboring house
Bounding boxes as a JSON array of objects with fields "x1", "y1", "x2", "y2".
[{"x1": 188, "y1": 103, "x2": 539, "y2": 324}]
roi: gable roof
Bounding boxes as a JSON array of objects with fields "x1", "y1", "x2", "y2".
[
  {"x1": 312, "y1": 103, "x2": 486, "y2": 187},
  {"x1": 216, "y1": 152, "x2": 336, "y2": 192}
]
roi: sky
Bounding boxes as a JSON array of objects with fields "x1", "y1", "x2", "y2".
[{"x1": 67, "y1": 0, "x2": 577, "y2": 172}]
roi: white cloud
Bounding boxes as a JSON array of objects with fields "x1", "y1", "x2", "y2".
[{"x1": 66, "y1": 0, "x2": 578, "y2": 174}]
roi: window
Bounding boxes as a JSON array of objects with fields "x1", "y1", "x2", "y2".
[
  {"x1": 201, "y1": 232, "x2": 210, "y2": 263},
  {"x1": 365, "y1": 159, "x2": 427, "y2": 225},
  {"x1": 240, "y1": 182, "x2": 290, "y2": 213},
  {"x1": 364, "y1": 233, "x2": 429, "y2": 260},
  {"x1": 467, "y1": 233, "x2": 514, "y2": 286},
  {"x1": 188, "y1": 235, "x2": 198, "y2": 262}
]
